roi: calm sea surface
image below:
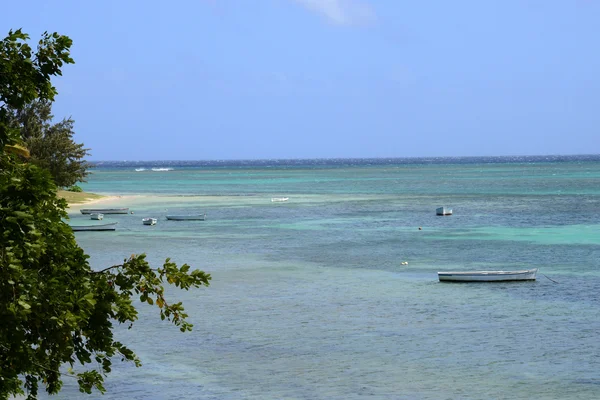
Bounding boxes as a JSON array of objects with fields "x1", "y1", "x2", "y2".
[{"x1": 47, "y1": 157, "x2": 600, "y2": 399}]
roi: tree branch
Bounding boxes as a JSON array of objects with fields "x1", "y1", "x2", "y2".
[{"x1": 91, "y1": 264, "x2": 123, "y2": 274}]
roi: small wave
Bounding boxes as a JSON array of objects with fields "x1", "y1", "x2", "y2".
[
  {"x1": 135, "y1": 168, "x2": 147, "y2": 172},
  {"x1": 151, "y1": 168, "x2": 174, "y2": 171}
]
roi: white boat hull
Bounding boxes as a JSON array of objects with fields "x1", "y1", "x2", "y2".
[
  {"x1": 142, "y1": 218, "x2": 157, "y2": 225},
  {"x1": 81, "y1": 208, "x2": 129, "y2": 214},
  {"x1": 438, "y1": 268, "x2": 538, "y2": 282},
  {"x1": 166, "y1": 214, "x2": 206, "y2": 221},
  {"x1": 70, "y1": 222, "x2": 118, "y2": 232},
  {"x1": 436, "y1": 207, "x2": 452, "y2": 216}
]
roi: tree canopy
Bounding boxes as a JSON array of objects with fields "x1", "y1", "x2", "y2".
[
  {"x1": 8, "y1": 100, "x2": 91, "y2": 187},
  {"x1": 0, "y1": 29, "x2": 73, "y2": 149},
  {"x1": 0, "y1": 30, "x2": 211, "y2": 399}
]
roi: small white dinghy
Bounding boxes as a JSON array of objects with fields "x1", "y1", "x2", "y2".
[
  {"x1": 438, "y1": 268, "x2": 538, "y2": 282},
  {"x1": 80, "y1": 208, "x2": 129, "y2": 214},
  {"x1": 271, "y1": 197, "x2": 289, "y2": 202},
  {"x1": 90, "y1": 213, "x2": 104, "y2": 220},
  {"x1": 166, "y1": 214, "x2": 206, "y2": 221},
  {"x1": 436, "y1": 207, "x2": 452, "y2": 216},
  {"x1": 70, "y1": 222, "x2": 118, "y2": 232},
  {"x1": 142, "y1": 218, "x2": 157, "y2": 226}
]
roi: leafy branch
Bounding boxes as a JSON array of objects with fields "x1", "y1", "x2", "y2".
[{"x1": 0, "y1": 28, "x2": 211, "y2": 400}]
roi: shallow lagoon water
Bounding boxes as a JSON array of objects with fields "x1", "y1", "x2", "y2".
[{"x1": 46, "y1": 158, "x2": 600, "y2": 399}]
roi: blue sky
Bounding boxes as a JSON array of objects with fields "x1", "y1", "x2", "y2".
[{"x1": 2, "y1": 1, "x2": 599, "y2": 160}]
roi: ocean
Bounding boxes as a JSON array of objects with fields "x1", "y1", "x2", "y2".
[{"x1": 47, "y1": 156, "x2": 600, "y2": 399}]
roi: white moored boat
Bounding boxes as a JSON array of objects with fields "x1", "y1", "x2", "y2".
[
  {"x1": 142, "y1": 218, "x2": 157, "y2": 225},
  {"x1": 436, "y1": 207, "x2": 452, "y2": 216},
  {"x1": 70, "y1": 222, "x2": 118, "y2": 232},
  {"x1": 80, "y1": 208, "x2": 129, "y2": 215},
  {"x1": 271, "y1": 197, "x2": 289, "y2": 202},
  {"x1": 166, "y1": 214, "x2": 206, "y2": 221},
  {"x1": 438, "y1": 268, "x2": 538, "y2": 282},
  {"x1": 90, "y1": 213, "x2": 104, "y2": 220}
]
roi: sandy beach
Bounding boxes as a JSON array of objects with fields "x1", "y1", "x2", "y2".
[{"x1": 66, "y1": 194, "x2": 142, "y2": 213}]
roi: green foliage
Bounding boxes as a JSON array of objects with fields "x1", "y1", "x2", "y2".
[
  {"x1": 0, "y1": 29, "x2": 74, "y2": 148},
  {"x1": 66, "y1": 185, "x2": 83, "y2": 192},
  {"x1": 8, "y1": 100, "x2": 53, "y2": 141},
  {"x1": 0, "y1": 30, "x2": 212, "y2": 399},
  {"x1": 8, "y1": 100, "x2": 91, "y2": 187},
  {"x1": 0, "y1": 154, "x2": 212, "y2": 398}
]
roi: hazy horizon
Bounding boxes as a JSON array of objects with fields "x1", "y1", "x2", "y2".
[{"x1": 87, "y1": 153, "x2": 600, "y2": 164}]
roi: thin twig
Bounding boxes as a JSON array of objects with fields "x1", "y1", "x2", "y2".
[{"x1": 91, "y1": 264, "x2": 123, "y2": 274}]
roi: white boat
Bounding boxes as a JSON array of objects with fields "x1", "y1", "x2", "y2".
[
  {"x1": 81, "y1": 208, "x2": 129, "y2": 215},
  {"x1": 166, "y1": 214, "x2": 206, "y2": 221},
  {"x1": 271, "y1": 197, "x2": 289, "y2": 202},
  {"x1": 142, "y1": 218, "x2": 157, "y2": 225},
  {"x1": 436, "y1": 207, "x2": 452, "y2": 216},
  {"x1": 90, "y1": 213, "x2": 104, "y2": 220},
  {"x1": 70, "y1": 222, "x2": 118, "y2": 232},
  {"x1": 438, "y1": 268, "x2": 538, "y2": 282},
  {"x1": 135, "y1": 168, "x2": 146, "y2": 172}
]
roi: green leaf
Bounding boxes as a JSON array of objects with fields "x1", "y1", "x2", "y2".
[
  {"x1": 83, "y1": 292, "x2": 96, "y2": 306},
  {"x1": 13, "y1": 210, "x2": 32, "y2": 219},
  {"x1": 18, "y1": 300, "x2": 31, "y2": 310}
]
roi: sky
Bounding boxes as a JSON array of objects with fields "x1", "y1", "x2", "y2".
[{"x1": 2, "y1": 0, "x2": 599, "y2": 161}]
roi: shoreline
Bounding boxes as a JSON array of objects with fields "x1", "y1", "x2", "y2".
[{"x1": 63, "y1": 193, "x2": 143, "y2": 213}]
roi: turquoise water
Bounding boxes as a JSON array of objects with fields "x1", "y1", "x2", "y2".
[{"x1": 48, "y1": 158, "x2": 600, "y2": 399}]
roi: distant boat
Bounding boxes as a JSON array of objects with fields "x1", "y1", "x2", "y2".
[
  {"x1": 271, "y1": 197, "x2": 289, "y2": 202},
  {"x1": 90, "y1": 213, "x2": 104, "y2": 220},
  {"x1": 142, "y1": 217, "x2": 157, "y2": 225},
  {"x1": 436, "y1": 207, "x2": 452, "y2": 216},
  {"x1": 166, "y1": 214, "x2": 206, "y2": 221},
  {"x1": 438, "y1": 268, "x2": 538, "y2": 282},
  {"x1": 70, "y1": 222, "x2": 118, "y2": 232},
  {"x1": 80, "y1": 208, "x2": 129, "y2": 215},
  {"x1": 135, "y1": 168, "x2": 146, "y2": 172}
]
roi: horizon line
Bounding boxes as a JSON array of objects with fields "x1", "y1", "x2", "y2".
[{"x1": 87, "y1": 154, "x2": 600, "y2": 163}]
